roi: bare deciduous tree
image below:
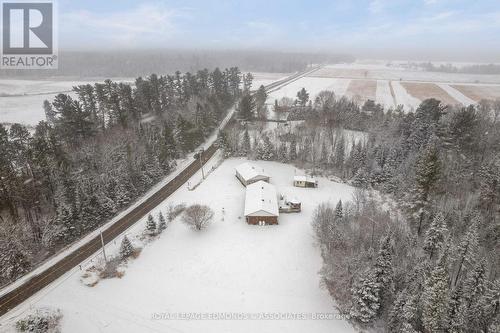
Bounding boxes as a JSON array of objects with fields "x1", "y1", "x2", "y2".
[{"x1": 182, "y1": 204, "x2": 214, "y2": 231}]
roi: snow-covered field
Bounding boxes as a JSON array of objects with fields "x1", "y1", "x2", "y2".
[
  {"x1": 1, "y1": 158, "x2": 357, "y2": 333},
  {"x1": 250, "y1": 72, "x2": 290, "y2": 89},
  {"x1": 313, "y1": 63, "x2": 500, "y2": 84},
  {"x1": 262, "y1": 61, "x2": 499, "y2": 111},
  {"x1": 267, "y1": 77, "x2": 351, "y2": 104},
  {"x1": 0, "y1": 78, "x2": 134, "y2": 126},
  {"x1": 376, "y1": 80, "x2": 396, "y2": 108}
]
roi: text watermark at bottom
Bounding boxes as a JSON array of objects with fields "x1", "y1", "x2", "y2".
[{"x1": 151, "y1": 312, "x2": 351, "y2": 321}]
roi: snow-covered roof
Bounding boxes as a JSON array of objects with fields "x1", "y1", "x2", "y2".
[
  {"x1": 236, "y1": 162, "x2": 270, "y2": 182},
  {"x1": 244, "y1": 181, "x2": 279, "y2": 217},
  {"x1": 294, "y1": 175, "x2": 316, "y2": 183}
]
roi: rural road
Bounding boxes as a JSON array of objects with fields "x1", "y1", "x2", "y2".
[{"x1": 0, "y1": 65, "x2": 322, "y2": 318}]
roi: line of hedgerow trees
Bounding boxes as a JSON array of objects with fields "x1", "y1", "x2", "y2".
[
  {"x1": 220, "y1": 88, "x2": 500, "y2": 332},
  {"x1": 0, "y1": 67, "x2": 252, "y2": 286}
]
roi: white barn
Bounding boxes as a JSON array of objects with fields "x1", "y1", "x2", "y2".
[
  {"x1": 235, "y1": 162, "x2": 270, "y2": 186},
  {"x1": 244, "y1": 181, "x2": 279, "y2": 225}
]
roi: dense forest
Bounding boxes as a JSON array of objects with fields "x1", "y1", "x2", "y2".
[
  {"x1": 0, "y1": 67, "x2": 249, "y2": 286},
  {"x1": 222, "y1": 90, "x2": 500, "y2": 332},
  {"x1": 0, "y1": 50, "x2": 353, "y2": 78}
]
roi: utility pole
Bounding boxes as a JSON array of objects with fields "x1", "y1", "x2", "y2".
[
  {"x1": 199, "y1": 149, "x2": 205, "y2": 179},
  {"x1": 100, "y1": 230, "x2": 107, "y2": 263}
]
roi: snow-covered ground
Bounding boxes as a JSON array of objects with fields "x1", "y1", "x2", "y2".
[
  {"x1": 375, "y1": 80, "x2": 396, "y2": 109},
  {"x1": 250, "y1": 72, "x2": 290, "y2": 89},
  {"x1": 267, "y1": 77, "x2": 351, "y2": 104},
  {"x1": 0, "y1": 78, "x2": 134, "y2": 126},
  {"x1": 436, "y1": 84, "x2": 476, "y2": 106},
  {"x1": 391, "y1": 81, "x2": 421, "y2": 110},
  {"x1": 1, "y1": 158, "x2": 357, "y2": 333},
  {"x1": 0, "y1": 92, "x2": 76, "y2": 125},
  {"x1": 315, "y1": 62, "x2": 500, "y2": 84}
]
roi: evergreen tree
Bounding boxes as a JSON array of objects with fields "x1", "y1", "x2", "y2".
[
  {"x1": 174, "y1": 114, "x2": 195, "y2": 152},
  {"x1": 335, "y1": 200, "x2": 343, "y2": 220},
  {"x1": 238, "y1": 93, "x2": 254, "y2": 120},
  {"x1": 296, "y1": 88, "x2": 309, "y2": 106},
  {"x1": 254, "y1": 85, "x2": 267, "y2": 106},
  {"x1": 350, "y1": 270, "x2": 380, "y2": 323},
  {"x1": 422, "y1": 260, "x2": 450, "y2": 333},
  {"x1": 261, "y1": 135, "x2": 275, "y2": 160},
  {"x1": 241, "y1": 128, "x2": 251, "y2": 156},
  {"x1": 277, "y1": 143, "x2": 288, "y2": 162},
  {"x1": 0, "y1": 244, "x2": 31, "y2": 282},
  {"x1": 158, "y1": 212, "x2": 167, "y2": 233},
  {"x1": 352, "y1": 167, "x2": 369, "y2": 188},
  {"x1": 454, "y1": 219, "x2": 479, "y2": 286},
  {"x1": 335, "y1": 135, "x2": 346, "y2": 168},
  {"x1": 448, "y1": 281, "x2": 466, "y2": 333},
  {"x1": 145, "y1": 213, "x2": 157, "y2": 235},
  {"x1": 43, "y1": 100, "x2": 56, "y2": 124},
  {"x1": 289, "y1": 138, "x2": 298, "y2": 160},
  {"x1": 408, "y1": 142, "x2": 441, "y2": 235},
  {"x1": 217, "y1": 130, "x2": 231, "y2": 157},
  {"x1": 475, "y1": 279, "x2": 500, "y2": 332},
  {"x1": 388, "y1": 289, "x2": 418, "y2": 333},
  {"x1": 255, "y1": 141, "x2": 265, "y2": 160},
  {"x1": 158, "y1": 123, "x2": 177, "y2": 169},
  {"x1": 243, "y1": 72, "x2": 253, "y2": 92},
  {"x1": 423, "y1": 213, "x2": 448, "y2": 259},
  {"x1": 119, "y1": 236, "x2": 134, "y2": 259},
  {"x1": 462, "y1": 260, "x2": 487, "y2": 315},
  {"x1": 374, "y1": 235, "x2": 393, "y2": 312}
]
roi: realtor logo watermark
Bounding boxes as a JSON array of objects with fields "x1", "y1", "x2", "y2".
[{"x1": 1, "y1": 0, "x2": 58, "y2": 69}]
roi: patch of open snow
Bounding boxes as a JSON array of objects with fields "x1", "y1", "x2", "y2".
[
  {"x1": 266, "y1": 77, "x2": 351, "y2": 105},
  {"x1": 0, "y1": 92, "x2": 76, "y2": 125},
  {"x1": 251, "y1": 72, "x2": 290, "y2": 89},
  {"x1": 436, "y1": 84, "x2": 477, "y2": 106},
  {"x1": 376, "y1": 80, "x2": 396, "y2": 109},
  {"x1": 319, "y1": 62, "x2": 500, "y2": 84},
  {"x1": 391, "y1": 81, "x2": 421, "y2": 111},
  {"x1": 1, "y1": 158, "x2": 358, "y2": 333}
]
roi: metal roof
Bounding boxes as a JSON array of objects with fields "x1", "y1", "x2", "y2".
[
  {"x1": 244, "y1": 181, "x2": 279, "y2": 217},
  {"x1": 236, "y1": 162, "x2": 270, "y2": 182}
]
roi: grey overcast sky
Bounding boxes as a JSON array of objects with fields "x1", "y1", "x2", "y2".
[{"x1": 55, "y1": 0, "x2": 500, "y2": 61}]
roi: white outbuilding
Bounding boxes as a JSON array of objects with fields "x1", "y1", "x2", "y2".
[
  {"x1": 293, "y1": 175, "x2": 318, "y2": 188},
  {"x1": 235, "y1": 162, "x2": 270, "y2": 186},
  {"x1": 244, "y1": 181, "x2": 279, "y2": 225}
]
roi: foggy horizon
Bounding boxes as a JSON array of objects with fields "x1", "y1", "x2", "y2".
[
  {"x1": 49, "y1": 0, "x2": 500, "y2": 63},
  {"x1": 54, "y1": 47, "x2": 500, "y2": 64}
]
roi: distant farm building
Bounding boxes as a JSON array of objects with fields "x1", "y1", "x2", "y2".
[
  {"x1": 293, "y1": 175, "x2": 318, "y2": 188},
  {"x1": 244, "y1": 181, "x2": 279, "y2": 225},
  {"x1": 235, "y1": 162, "x2": 270, "y2": 186}
]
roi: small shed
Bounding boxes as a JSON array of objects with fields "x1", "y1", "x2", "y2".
[
  {"x1": 244, "y1": 181, "x2": 279, "y2": 225},
  {"x1": 279, "y1": 195, "x2": 301, "y2": 213},
  {"x1": 293, "y1": 175, "x2": 318, "y2": 188},
  {"x1": 235, "y1": 162, "x2": 270, "y2": 187}
]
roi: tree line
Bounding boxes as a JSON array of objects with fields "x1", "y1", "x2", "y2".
[{"x1": 0, "y1": 67, "x2": 249, "y2": 286}]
